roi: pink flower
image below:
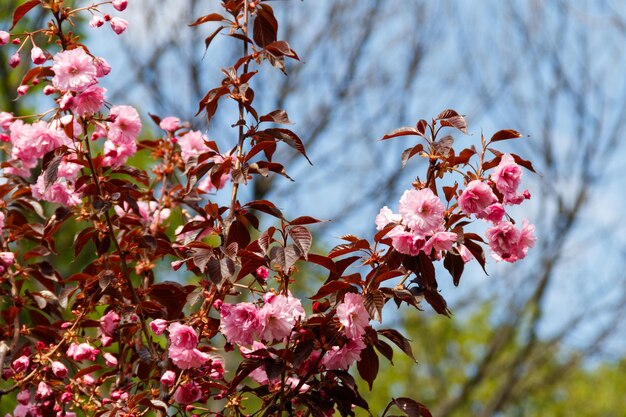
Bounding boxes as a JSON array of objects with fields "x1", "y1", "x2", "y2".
[
  {"x1": 9, "y1": 52, "x2": 20, "y2": 68},
  {"x1": 107, "y1": 105, "x2": 141, "y2": 143},
  {"x1": 209, "y1": 357, "x2": 224, "y2": 380},
  {"x1": 51, "y1": 48, "x2": 97, "y2": 92},
  {"x1": 220, "y1": 302, "x2": 261, "y2": 346},
  {"x1": 178, "y1": 130, "x2": 209, "y2": 163},
  {"x1": 35, "y1": 382, "x2": 52, "y2": 400},
  {"x1": 0, "y1": 112, "x2": 13, "y2": 130},
  {"x1": 336, "y1": 293, "x2": 369, "y2": 340},
  {"x1": 80, "y1": 374, "x2": 96, "y2": 386},
  {"x1": 16, "y1": 85, "x2": 28, "y2": 96},
  {"x1": 66, "y1": 342, "x2": 99, "y2": 362},
  {"x1": 173, "y1": 382, "x2": 201, "y2": 404},
  {"x1": 160, "y1": 370, "x2": 176, "y2": 386},
  {"x1": 150, "y1": 319, "x2": 168, "y2": 335},
  {"x1": 103, "y1": 352, "x2": 118, "y2": 367},
  {"x1": 10, "y1": 120, "x2": 69, "y2": 164},
  {"x1": 258, "y1": 292, "x2": 305, "y2": 342},
  {"x1": 58, "y1": 92, "x2": 74, "y2": 110},
  {"x1": 102, "y1": 138, "x2": 137, "y2": 167},
  {"x1": 477, "y1": 203, "x2": 505, "y2": 223},
  {"x1": 168, "y1": 323, "x2": 199, "y2": 349},
  {"x1": 89, "y1": 15, "x2": 105, "y2": 28},
  {"x1": 457, "y1": 180, "x2": 497, "y2": 214},
  {"x1": 321, "y1": 339, "x2": 366, "y2": 370},
  {"x1": 94, "y1": 58, "x2": 111, "y2": 77},
  {"x1": 51, "y1": 361, "x2": 67, "y2": 378},
  {"x1": 159, "y1": 116, "x2": 180, "y2": 132},
  {"x1": 30, "y1": 46, "x2": 46, "y2": 65},
  {"x1": 491, "y1": 154, "x2": 523, "y2": 202},
  {"x1": 167, "y1": 323, "x2": 209, "y2": 369},
  {"x1": 43, "y1": 85, "x2": 55, "y2": 95},
  {"x1": 100, "y1": 310, "x2": 120, "y2": 336},
  {"x1": 102, "y1": 105, "x2": 141, "y2": 167},
  {"x1": 73, "y1": 85, "x2": 106, "y2": 115},
  {"x1": 110, "y1": 17, "x2": 128, "y2": 35},
  {"x1": 12, "y1": 356, "x2": 29, "y2": 373},
  {"x1": 31, "y1": 175, "x2": 82, "y2": 207},
  {"x1": 16, "y1": 390, "x2": 30, "y2": 405},
  {"x1": 113, "y1": 0, "x2": 128, "y2": 11},
  {"x1": 486, "y1": 220, "x2": 536, "y2": 262},
  {"x1": 0, "y1": 31, "x2": 9, "y2": 45},
  {"x1": 0, "y1": 252, "x2": 15, "y2": 269},
  {"x1": 375, "y1": 206, "x2": 402, "y2": 231},
  {"x1": 13, "y1": 403, "x2": 34, "y2": 417},
  {"x1": 255, "y1": 266, "x2": 269, "y2": 281},
  {"x1": 387, "y1": 226, "x2": 425, "y2": 256},
  {"x1": 423, "y1": 231, "x2": 458, "y2": 254},
  {"x1": 398, "y1": 188, "x2": 445, "y2": 234},
  {"x1": 168, "y1": 346, "x2": 210, "y2": 369}
]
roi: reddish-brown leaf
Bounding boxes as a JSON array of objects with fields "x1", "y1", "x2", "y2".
[
  {"x1": 11, "y1": 0, "x2": 40, "y2": 30},
  {"x1": 259, "y1": 109, "x2": 292, "y2": 124},
  {"x1": 401, "y1": 144, "x2": 424, "y2": 168},
  {"x1": 252, "y1": 4, "x2": 277, "y2": 47},
  {"x1": 490, "y1": 129, "x2": 523, "y2": 142},
  {"x1": 189, "y1": 13, "x2": 225, "y2": 26},
  {"x1": 357, "y1": 344, "x2": 379, "y2": 390},
  {"x1": 288, "y1": 225, "x2": 312, "y2": 260},
  {"x1": 381, "y1": 127, "x2": 420, "y2": 140},
  {"x1": 391, "y1": 397, "x2": 433, "y2": 417}
]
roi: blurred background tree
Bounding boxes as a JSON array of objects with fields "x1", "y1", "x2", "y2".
[{"x1": 2, "y1": 0, "x2": 626, "y2": 415}]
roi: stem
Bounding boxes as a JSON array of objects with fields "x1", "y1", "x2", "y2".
[
  {"x1": 83, "y1": 135, "x2": 157, "y2": 356},
  {"x1": 227, "y1": 1, "x2": 250, "y2": 228}
]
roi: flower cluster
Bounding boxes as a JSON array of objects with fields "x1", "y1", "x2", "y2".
[
  {"x1": 220, "y1": 291, "x2": 305, "y2": 346},
  {"x1": 376, "y1": 187, "x2": 457, "y2": 257},
  {"x1": 457, "y1": 154, "x2": 536, "y2": 262}
]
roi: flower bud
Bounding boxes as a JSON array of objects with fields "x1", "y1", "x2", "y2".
[
  {"x1": 8, "y1": 52, "x2": 20, "y2": 68},
  {"x1": 51, "y1": 361, "x2": 68, "y2": 378},
  {"x1": 113, "y1": 0, "x2": 128, "y2": 11},
  {"x1": 103, "y1": 352, "x2": 118, "y2": 367},
  {"x1": 255, "y1": 266, "x2": 269, "y2": 281},
  {"x1": 30, "y1": 46, "x2": 46, "y2": 65},
  {"x1": 90, "y1": 15, "x2": 105, "y2": 28},
  {"x1": 43, "y1": 85, "x2": 55, "y2": 95},
  {"x1": 35, "y1": 382, "x2": 52, "y2": 400},
  {"x1": 16, "y1": 390, "x2": 30, "y2": 405},
  {"x1": 0, "y1": 31, "x2": 9, "y2": 45},
  {"x1": 110, "y1": 17, "x2": 128, "y2": 35},
  {"x1": 160, "y1": 370, "x2": 176, "y2": 386},
  {"x1": 150, "y1": 319, "x2": 168, "y2": 335},
  {"x1": 159, "y1": 116, "x2": 180, "y2": 132},
  {"x1": 17, "y1": 85, "x2": 28, "y2": 96}
]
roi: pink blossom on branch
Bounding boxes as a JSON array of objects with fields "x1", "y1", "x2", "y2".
[
  {"x1": 51, "y1": 48, "x2": 97, "y2": 92},
  {"x1": 486, "y1": 220, "x2": 536, "y2": 262},
  {"x1": 258, "y1": 292, "x2": 305, "y2": 342},
  {"x1": 336, "y1": 293, "x2": 369, "y2": 340},
  {"x1": 398, "y1": 188, "x2": 445, "y2": 235},
  {"x1": 100, "y1": 310, "x2": 120, "y2": 336},
  {"x1": 457, "y1": 180, "x2": 497, "y2": 215},
  {"x1": 220, "y1": 302, "x2": 261, "y2": 346},
  {"x1": 387, "y1": 226, "x2": 425, "y2": 256},
  {"x1": 173, "y1": 382, "x2": 202, "y2": 404},
  {"x1": 491, "y1": 153, "x2": 524, "y2": 205},
  {"x1": 375, "y1": 206, "x2": 402, "y2": 231},
  {"x1": 159, "y1": 116, "x2": 180, "y2": 132},
  {"x1": 66, "y1": 342, "x2": 99, "y2": 362},
  {"x1": 167, "y1": 323, "x2": 209, "y2": 369}
]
